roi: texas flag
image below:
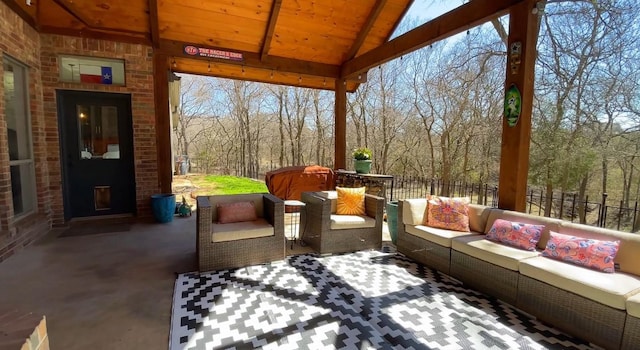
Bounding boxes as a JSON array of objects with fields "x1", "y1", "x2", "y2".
[{"x1": 79, "y1": 65, "x2": 113, "y2": 84}]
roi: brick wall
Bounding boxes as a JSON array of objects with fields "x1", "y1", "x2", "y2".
[
  {"x1": 0, "y1": 1, "x2": 161, "y2": 262},
  {"x1": 0, "y1": 1, "x2": 50, "y2": 263},
  {"x1": 40, "y1": 35, "x2": 160, "y2": 224}
]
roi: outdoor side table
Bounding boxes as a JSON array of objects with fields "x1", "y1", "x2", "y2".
[{"x1": 284, "y1": 200, "x2": 306, "y2": 249}]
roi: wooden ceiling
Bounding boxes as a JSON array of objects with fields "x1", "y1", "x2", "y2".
[{"x1": 5, "y1": 0, "x2": 525, "y2": 91}]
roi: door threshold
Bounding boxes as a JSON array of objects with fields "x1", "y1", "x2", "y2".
[{"x1": 68, "y1": 213, "x2": 134, "y2": 224}]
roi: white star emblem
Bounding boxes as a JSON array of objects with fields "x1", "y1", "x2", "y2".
[{"x1": 103, "y1": 73, "x2": 112, "y2": 81}]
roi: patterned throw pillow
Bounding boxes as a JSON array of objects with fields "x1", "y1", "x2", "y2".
[
  {"x1": 485, "y1": 219, "x2": 544, "y2": 251},
  {"x1": 541, "y1": 231, "x2": 620, "y2": 273},
  {"x1": 336, "y1": 187, "x2": 366, "y2": 215},
  {"x1": 422, "y1": 196, "x2": 470, "y2": 232},
  {"x1": 217, "y1": 201, "x2": 257, "y2": 224}
]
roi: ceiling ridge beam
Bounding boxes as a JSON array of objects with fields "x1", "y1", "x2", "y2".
[
  {"x1": 341, "y1": 0, "x2": 525, "y2": 78},
  {"x1": 260, "y1": 0, "x2": 283, "y2": 61},
  {"x1": 148, "y1": 0, "x2": 160, "y2": 48},
  {"x1": 158, "y1": 39, "x2": 351, "y2": 79},
  {"x1": 40, "y1": 26, "x2": 151, "y2": 46},
  {"x1": 345, "y1": 0, "x2": 387, "y2": 61}
]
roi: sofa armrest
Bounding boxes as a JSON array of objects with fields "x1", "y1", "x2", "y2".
[{"x1": 196, "y1": 196, "x2": 213, "y2": 259}]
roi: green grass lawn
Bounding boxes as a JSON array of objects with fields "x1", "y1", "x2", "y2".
[{"x1": 197, "y1": 175, "x2": 268, "y2": 194}]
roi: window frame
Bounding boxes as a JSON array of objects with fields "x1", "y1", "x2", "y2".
[{"x1": 3, "y1": 55, "x2": 37, "y2": 219}]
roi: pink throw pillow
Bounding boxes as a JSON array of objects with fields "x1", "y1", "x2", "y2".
[
  {"x1": 485, "y1": 219, "x2": 544, "y2": 251},
  {"x1": 217, "y1": 201, "x2": 257, "y2": 224},
  {"x1": 423, "y1": 196, "x2": 470, "y2": 232},
  {"x1": 541, "y1": 231, "x2": 620, "y2": 273}
]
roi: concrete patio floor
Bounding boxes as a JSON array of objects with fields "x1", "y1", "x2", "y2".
[{"x1": 0, "y1": 215, "x2": 391, "y2": 349}]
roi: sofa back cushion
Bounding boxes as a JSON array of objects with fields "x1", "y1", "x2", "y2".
[
  {"x1": 209, "y1": 193, "x2": 264, "y2": 222},
  {"x1": 559, "y1": 222, "x2": 640, "y2": 276},
  {"x1": 484, "y1": 210, "x2": 561, "y2": 250},
  {"x1": 402, "y1": 198, "x2": 428, "y2": 226},
  {"x1": 468, "y1": 204, "x2": 493, "y2": 233}
]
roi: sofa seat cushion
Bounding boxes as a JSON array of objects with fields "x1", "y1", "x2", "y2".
[
  {"x1": 212, "y1": 219, "x2": 274, "y2": 242},
  {"x1": 519, "y1": 256, "x2": 640, "y2": 310},
  {"x1": 330, "y1": 214, "x2": 376, "y2": 230},
  {"x1": 406, "y1": 224, "x2": 479, "y2": 248},
  {"x1": 451, "y1": 235, "x2": 539, "y2": 271},
  {"x1": 627, "y1": 293, "x2": 640, "y2": 318}
]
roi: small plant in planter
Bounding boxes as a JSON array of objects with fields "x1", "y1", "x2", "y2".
[{"x1": 353, "y1": 147, "x2": 373, "y2": 174}]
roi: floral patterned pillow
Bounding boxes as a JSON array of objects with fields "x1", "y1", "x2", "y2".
[
  {"x1": 485, "y1": 219, "x2": 544, "y2": 251},
  {"x1": 422, "y1": 196, "x2": 470, "y2": 232},
  {"x1": 541, "y1": 231, "x2": 620, "y2": 273}
]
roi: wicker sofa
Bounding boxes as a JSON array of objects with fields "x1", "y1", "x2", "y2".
[
  {"x1": 300, "y1": 190, "x2": 384, "y2": 254},
  {"x1": 196, "y1": 193, "x2": 285, "y2": 272},
  {"x1": 397, "y1": 198, "x2": 640, "y2": 350}
]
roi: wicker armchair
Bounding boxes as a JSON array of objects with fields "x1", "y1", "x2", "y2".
[
  {"x1": 300, "y1": 191, "x2": 383, "y2": 254},
  {"x1": 196, "y1": 193, "x2": 285, "y2": 272}
]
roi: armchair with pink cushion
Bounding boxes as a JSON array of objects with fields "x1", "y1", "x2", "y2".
[{"x1": 196, "y1": 193, "x2": 285, "y2": 272}]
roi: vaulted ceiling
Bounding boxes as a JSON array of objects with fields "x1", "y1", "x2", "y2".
[{"x1": 5, "y1": 0, "x2": 523, "y2": 91}]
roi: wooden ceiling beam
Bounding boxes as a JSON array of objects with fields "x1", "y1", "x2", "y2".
[
  {"x1": 148, "y1": 0, "x2": 160, "y2": 48},
  {"x1": 1, "y1": 0, "x2": 36, "y2": 29},
  {"x1": 260, "y1": 0, "x2": 282, "y2": 61},
  {"x1": 158, "y1": 39, "x2": 353, "y2": 80},
  {"x1": 39, "y1": 26, "x2": 151, "y2": 46},
  {"x1": 341, "y1": 0, "x2": 525, "y2": 78},
  {"x1": 345, "y1": 0, "x2": 387, "y2": 60}
]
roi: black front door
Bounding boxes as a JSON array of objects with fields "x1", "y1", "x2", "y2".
[{"x1": 57, "y1": 90, "x2": 136, "y2": 219}]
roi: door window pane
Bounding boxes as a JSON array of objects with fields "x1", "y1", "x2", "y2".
[
  {"x1": 77, "y1": 105, "x2": 120, "y2": 159},
  {"x1": 3, "y1": 57, "x2": 35, "y2": 217}
]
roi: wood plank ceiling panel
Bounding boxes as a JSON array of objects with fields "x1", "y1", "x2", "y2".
[
  {"x1": 51, "y1": 0, "x2": 149, "y2": 33},
  {"x1": 158, "y1": 1, "x2": 271, "y2": 53},
  {"x1": 268, "y1": 0, "x2": 375, "y2": 65},
  {"x1": 37, "y1": 0, "x2": 86, "y2": 29}
]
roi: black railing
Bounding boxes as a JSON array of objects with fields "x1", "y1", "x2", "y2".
[
  {"x1": 389, "y1": 175, "x2": 640, "y2": 233},
  {"x1": 184, "y1": 165, "x2": 640, "y2": 233}
]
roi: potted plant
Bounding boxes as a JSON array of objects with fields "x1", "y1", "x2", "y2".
[{"x1": 353, "y1": 147, "x2": 373, "y2": 174}]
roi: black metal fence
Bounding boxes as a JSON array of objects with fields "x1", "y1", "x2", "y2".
[{"x1": 389, "y1": 175, "x2": 640, "y2": 233}]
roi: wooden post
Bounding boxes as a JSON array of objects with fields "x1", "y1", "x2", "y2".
[
  {"x1": 335, "y1": 79, "x2": 347, "y2": 170},
  {"x1": 153, "y1": 53, "x2": 172, "y2": 193},
  {"x1": 498, "y1": 0, "x2": 539, "y2": 211}
]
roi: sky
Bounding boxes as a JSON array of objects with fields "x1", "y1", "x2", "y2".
[{"x1": 405, "y1": 0, "x2": 462, "y2": 22}]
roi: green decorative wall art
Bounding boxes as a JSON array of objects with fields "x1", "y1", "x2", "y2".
[{"x1": 504, "y1": 84, "x2": 522, "y2": 127}]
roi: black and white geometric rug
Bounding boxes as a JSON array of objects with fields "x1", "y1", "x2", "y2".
[{"x1": 170, "y1": 248, "x2": 595, "y2": 349}]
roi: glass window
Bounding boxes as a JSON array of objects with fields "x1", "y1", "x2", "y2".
[
  {"x1": 77, "y1": 104, "x2": 120, "y2": 159},
  {"x1": 3, "y1": 57, "x2": 36, "y2": 217},
  {"x1": 59, "y1": 55, "x2": 125, "y2": 86}
]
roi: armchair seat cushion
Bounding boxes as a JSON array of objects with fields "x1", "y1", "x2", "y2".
[
  {"x1": 211, "y1": 218, "x2": 274, "y2": 243},
  {"x1": 520, "y1": 256, "x2": 640, "y2": 310},
  {"x1": 330, "y1": 214, "x2": 376, "y2": 230}
]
